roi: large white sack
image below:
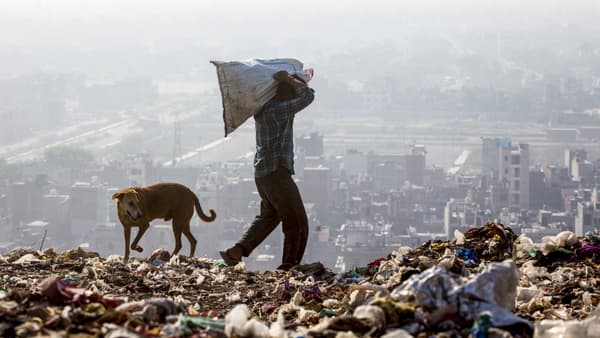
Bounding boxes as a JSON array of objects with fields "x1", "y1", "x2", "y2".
[{"x1": 211, "y1": 58, "x2": 313, "y2": 136}]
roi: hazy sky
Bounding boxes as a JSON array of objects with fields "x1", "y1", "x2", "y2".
[
  {"x1": 4, "y1": 0, "x2": 599, "y2": 41},
  {"x1": 3, "y1": 0, "x2": 599, "y2": 16},
  {"x1": 1, "y1": 0, "x2": 599, "y2": 78}
]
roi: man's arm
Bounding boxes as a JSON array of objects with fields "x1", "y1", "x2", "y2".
[
  {"x1": 273, "y1": 70, "x2": 308, "y2": 94},
  {"x1": 266, "y1": 87, "x2": 315, "y2": 119},
  {"x1": 269, "y1": 71, "x2": 315, "y2": 118}
]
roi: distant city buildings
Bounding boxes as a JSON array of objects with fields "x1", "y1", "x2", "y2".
[{"x1": 3, "y1": 126, "x2": 600, "y2": 271}]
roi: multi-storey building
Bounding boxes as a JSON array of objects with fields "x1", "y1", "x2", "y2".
[{"x1": 497, "y1": 140, "x2": 530, "y2": 210}]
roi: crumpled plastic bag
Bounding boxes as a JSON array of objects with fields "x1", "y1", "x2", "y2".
[
  {"x1": 534, "y1": 306, "x2": 600, "y2": 338},
  {"x1": 353, "y1": 305, "x2": 386, "y2": 329},
  {"x1": 14, "y1": 253, "x2": 41, "y2": 264},
  {"x1": 540, "y1": 231, "x2": 578, "y2": 255},
  {"x1": 517, "y1": 286, "x2": 543, "y2": 304},
  {"x1": 391, "y1": 266, "x2": 462, "y2": 308},
  {"x1": 514, "y1": 234, "x2": 538, "y2": 259},
  {"x1": 450, "y1": 260, "x2": 519, "y2": 311},
  {"x1": 224, "y1": 304, "x2": 269, "y2": 338},
  {"x1": 391, "y1": 260, "x2": 531, "y2": 329},
  {"x1": 381, "y1": 329, "x2": 414, "y2": 338},
  {"x1": 520, "y1": 260, "x2": 549, "y2": 283},
  {"x1": 454, "y1": 229, "x2": 465, "y2": 245},
  {"x1": 211, "y1": 58, "x2": 313, "y2": 136},
  {"x1": 346, "y1": 283, "x2": 390, "y2": 309},
  {"x1": 103, "y1": 323, "x2": 141, "y2": 338}
]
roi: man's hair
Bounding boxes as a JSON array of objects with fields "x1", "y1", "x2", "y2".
[
  {"x1": 274, "y1": 75, "x2": 305, "y2": 102},
  {"x1": 274, "y1": 82, "x2": 296, "y2": 102}
]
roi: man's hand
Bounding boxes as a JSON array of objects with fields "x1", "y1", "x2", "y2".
[
  {"x1": 288, "y1": 76, "x2": 307, "y2": 91},
  {"x1": 273, "y1": 70, "x2": 307, "y2": 87}
]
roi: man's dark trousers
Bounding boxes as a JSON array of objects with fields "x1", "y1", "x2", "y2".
[{"x1": 236, "y1": 167, "x2": 308, "y2": 266}]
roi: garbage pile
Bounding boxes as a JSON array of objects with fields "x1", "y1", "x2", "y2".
[{"x1": 1, "y1": 222, "x2": 599, "y2": 338}]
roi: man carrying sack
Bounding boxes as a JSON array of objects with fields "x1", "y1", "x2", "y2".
[{"x1": 218, "y1": 68, "x2": 315, "y2": 270}]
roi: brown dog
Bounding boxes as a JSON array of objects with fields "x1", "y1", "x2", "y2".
[{"x1": 112, "y1": 182, "x2": 216, "y2": 263}]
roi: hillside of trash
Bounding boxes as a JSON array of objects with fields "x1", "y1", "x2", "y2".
[{"x1": 1, "y1": 222, "x2": 599, "y2": 337}]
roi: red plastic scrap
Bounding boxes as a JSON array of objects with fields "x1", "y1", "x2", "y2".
[
  {"x1": 260, "y1": 301, "x2": 279, "y2": 314},
  {"x1": 367, "y1": 258, "x2": 386, "y2": 268},
  {"x1": 200, "y1": 309, "x2": 219, "y2": 318},
  {"x1": 39, "y1": 276, "x2": 122, "y2": 308},
  {"x1": 148, "y1": 248, "x2": 171, "y2": 262}
]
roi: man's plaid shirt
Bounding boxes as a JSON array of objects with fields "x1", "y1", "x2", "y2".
[{"x1": 253, "y1": 87, "x2": 315, "y2": 177}]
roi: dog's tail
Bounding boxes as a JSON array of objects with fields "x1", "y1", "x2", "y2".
[{"x1": 194, "y1": 195, "x2": 216, "y2": 222}]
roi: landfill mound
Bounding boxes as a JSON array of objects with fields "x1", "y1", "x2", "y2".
[{"x1": 1, "y1": 222, "x2": 599, "y2": 338}]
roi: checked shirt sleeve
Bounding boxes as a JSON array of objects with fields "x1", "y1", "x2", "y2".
[{"x1": 264, "y1": 87, "x2": 315, "y2": 120}]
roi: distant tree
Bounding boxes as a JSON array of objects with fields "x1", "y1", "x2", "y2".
[
  {"x1": 0, "y1": 158, "x2": 23, "y2": 178},
  {"x1": 44, "y1": 146, "x2": 94, "y2": 169}
]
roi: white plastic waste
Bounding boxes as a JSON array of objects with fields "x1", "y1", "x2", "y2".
[
  {"x1": 105, "y1": 255, "x2": 122, "y2": 264},
  {"x1": 513, "y1": 234, "x2": 537, "y2": 259},
  {"x1": 14, "y1": 253, "x2": 41, "y2": 264},
  {"x1": 452, "y1": 260, "x2": 519, "y2": 311},
  {"x1": 195, "y1": 274, "x2": 205, "y2": 286},
  {"x1": 268, "y1": 311, "x2": 286, "y2": 338},
  {"x1": 454, "y1": 229, "x2": 465, "y2": 245},
  {"x1": 540, "y1": 231, "x2": 577, "y2": 255},
  {"x1": 391, "y1": 265, "x2": 462, "y2": 308},
  {"x1": 520, "y1": 260, "x2": 549, "y2": 282},
  {"x1": 225, "y1": 304, "x2": 248, "y2": 337},
  {"x1": 354, "y1": 305, "x2": 386, "y2": 328},
  {"x1": 534, "y1": 312, "x2": 600, "y2": 338},
  {"x1": 517, "y1": 286, "x2": 543, "y2": 303},
  {"x1": 224, "y1": 304, "x2": 270, "y2": 338},
  {"x1": 391, "y1": 260, "x2": 532, "y2": 328},
  {"x1": 381, "y1": 329, "x2": 415, "y2": 338}
]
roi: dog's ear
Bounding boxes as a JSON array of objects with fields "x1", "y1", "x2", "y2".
[
  {"x1": 132, "y1": 190, "x2": 140, "y2": 202},
  {"x1": 112, "y1": 192, "x2": 124, "y2": 200}
]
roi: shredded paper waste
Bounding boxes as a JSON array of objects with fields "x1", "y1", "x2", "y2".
[{"x1": 1, "y1": 222, "x2": 599, "y2": 337}]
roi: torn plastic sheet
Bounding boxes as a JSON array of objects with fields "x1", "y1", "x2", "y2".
[
  {"x1": 391, "y1": 260, "x2": 532, "y2": 329},
  {"x1": 390, "y1": 265, "x2": 462, "y2": 308},
  {"x1": 534, "y1": 307, "x2": 600, "y2": 338},
  {"x1": 450, "y1": 260, "x2": 519, "y2": 311}
]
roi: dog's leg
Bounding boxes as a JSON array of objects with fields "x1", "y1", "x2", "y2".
[
  {"x1": 182, "y1": 221, "x2": 197, "y2": 258},
  {"x1": 123, "y1": 226, "x2": 131, "y2": 263},
  {"x1": 131, "y1": 223, "x2": 149, "y2": 252},
  {"x1": 172, "y1": 220, "x2": 184, "y2": 257}
]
